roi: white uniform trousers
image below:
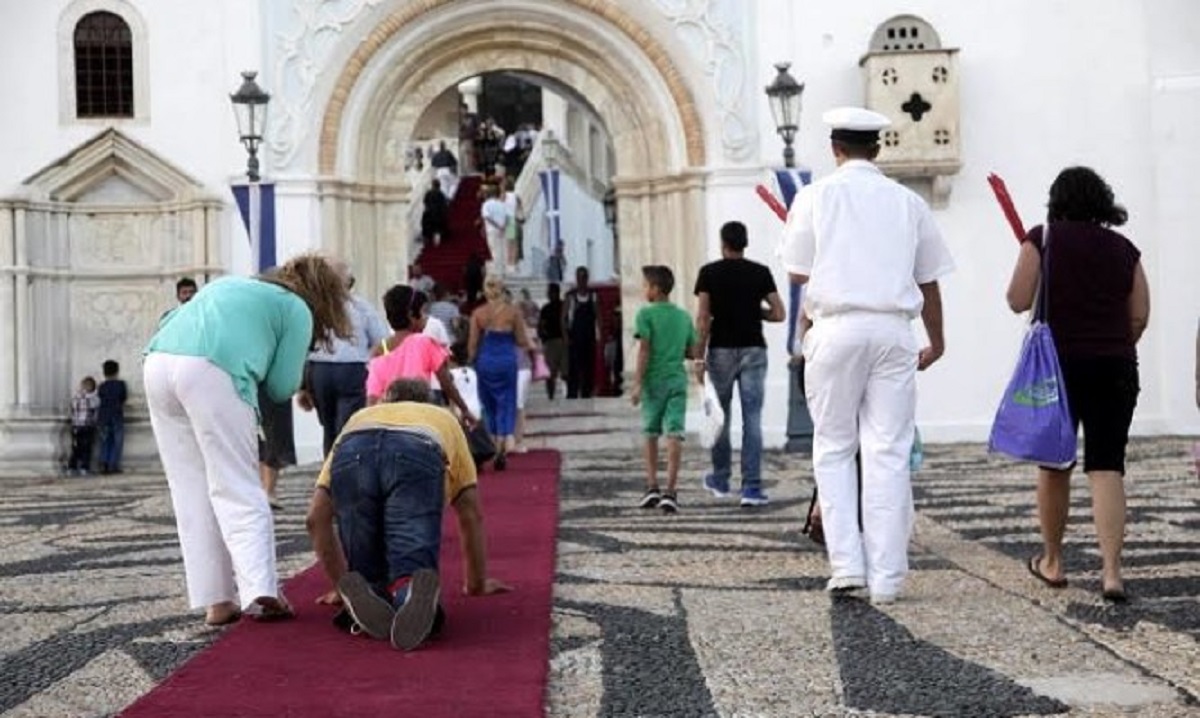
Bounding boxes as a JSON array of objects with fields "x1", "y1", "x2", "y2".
[
  {"x1": 144, "y1": 353, "x2": 280, "y2": 609},
  {"x1": 803, "y1": 313, "x2": 917, "y2": 597}
]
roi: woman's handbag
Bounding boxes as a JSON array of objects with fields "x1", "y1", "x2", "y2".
[
  {"x1": 466, "y1": 423, "x2": 497, "y2": 464},
  {"x1": 988, "y1": 225, "x2": 1078, "y2": 468}
]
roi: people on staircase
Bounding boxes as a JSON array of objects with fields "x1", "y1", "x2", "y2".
[
  {"x1": 430, "y1": 141, "x2": 459, "y2": 200},
  {"x1": 421, "y1": 180, "x2": 448, "y2": 248},
  {"x1": 480, "y1": 184, "x2": 508, "y2": 275},
  {"x1": 564, "y1": 266, "x2": 600, "y2": 399},
  {"x1": 538, "y1": 283, "x2": 567, "y2": 400},
  {"x1": 503, "y1": 177, "x2": 524, "y2": 273}
]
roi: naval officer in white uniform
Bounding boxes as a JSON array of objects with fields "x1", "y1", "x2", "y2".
[{"x1": 780, "y1": 107, "x2": 955, "y2": 604}]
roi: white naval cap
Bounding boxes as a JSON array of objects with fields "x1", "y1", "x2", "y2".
[{"x1": 822, "y1": 107, "x2": 891, "y2": 145}]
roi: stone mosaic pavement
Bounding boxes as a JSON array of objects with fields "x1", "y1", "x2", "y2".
[{"x1": 1, "y1": 436, "x2": 1198, "y2": 717}]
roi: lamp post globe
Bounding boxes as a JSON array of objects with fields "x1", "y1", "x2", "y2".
[
  {"x1": 229, "y1": 71, "x2": 271, "y2": 182},
  {"x1": 765, "y1": 62, "x2": 804, "y2": 168}
]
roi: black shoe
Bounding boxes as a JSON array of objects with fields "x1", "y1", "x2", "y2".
[
  {"x1": 391, "y1": 568, "x2": 441, "y2": 651},
  {"x1": 337, "y1": 572, "x2": 395, "y2": 640},
  {"x1": 494, "y1": 453, "x2": 507, "y2": 472},
  {"x1": 659, "y1": 492, "x2": 679, "y2": 514},
  {"x1": 638, "y1": 488, "x2": 661, "y2": 509}
]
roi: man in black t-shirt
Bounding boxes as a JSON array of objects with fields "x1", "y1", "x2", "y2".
[{"x1": 694, "y1": 221, "x2": 786, "y2": 506}]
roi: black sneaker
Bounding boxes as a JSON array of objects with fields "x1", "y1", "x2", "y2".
[
  {"x1": 659, "y1": 492, "x2": 679, "y2": 514},
  {"x1": 337, "y1": 572, "x2": 395, "y2": 640},
  {"x1": 391, "y1": 568, "x2": 441, "y2": 651},
  {"x1": 638, "y1": 488, "x2": 662, "y2": 509}
]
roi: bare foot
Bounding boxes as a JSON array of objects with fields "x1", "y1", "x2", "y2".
[{"x1": 205, "y1": 601, "x2": 242, "y2": 626}]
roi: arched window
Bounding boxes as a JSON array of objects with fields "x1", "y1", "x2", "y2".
[{"x1": 74, "y1": 11, "x2": 133, "y2": 117}]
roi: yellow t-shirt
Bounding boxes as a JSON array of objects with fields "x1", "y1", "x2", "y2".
[{"x1": 315, "y1": 402, "x2": 477, "y2": 504}]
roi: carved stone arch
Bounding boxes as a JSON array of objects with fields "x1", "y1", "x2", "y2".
[
  {"x1": 311, "y1": 0, "x2": 711, "y2": 330},
  {"x1": 319, "y1": 0, "x2": 706, "y2": 177}
]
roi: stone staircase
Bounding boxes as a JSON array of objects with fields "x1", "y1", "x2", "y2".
[{"x1": 522, "y1": 394, "x2": 641, "y2": 452}]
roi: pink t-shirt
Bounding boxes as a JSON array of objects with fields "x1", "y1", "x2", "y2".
[{"x1": 366, "y1": 333, "x2": 449, "y2": 399}]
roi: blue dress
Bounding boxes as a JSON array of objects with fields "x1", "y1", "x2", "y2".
[{"x1": 476, "y1": 330, "x2": 518, "y2": 436}]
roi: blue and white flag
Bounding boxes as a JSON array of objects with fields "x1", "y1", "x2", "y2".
[
  {"x1": 539, "y1": 168, "x2": 561, "y2": 251},
  {"x1": 231, "y1": 182, "x2": 277, "y2": 272},
  {"x1": 768, "y1": 168, "x2": 812, "y2": 355}
]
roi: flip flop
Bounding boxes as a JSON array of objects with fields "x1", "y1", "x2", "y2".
[
  {"x1": 251, "y1": 595, "x2": 296, "y2": 622},
  {"x1": 1101, "y1": 588, "x2": 1128, "y2": 604},
  {"x1": 1027, "y1": 554, "x2": 1068, "y2": 589}
]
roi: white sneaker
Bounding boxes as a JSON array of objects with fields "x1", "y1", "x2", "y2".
[
  {"x1": 870, "y1": 593, "x2": 898, "y2": 606},
  {"x1": 826, "y1": 576, "x2": 867, "y2": 593}
]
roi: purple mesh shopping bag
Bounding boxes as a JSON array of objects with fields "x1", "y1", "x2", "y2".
[{"x1": 988, "y1": 223, "x2": 1077, "y2": 468}]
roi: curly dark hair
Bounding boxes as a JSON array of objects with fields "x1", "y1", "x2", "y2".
[
  {"x1": 1047, "y1": 166, "x2": 1128, "y2": 227},
  {"x1": 382, "y1": 284, "x2": 429, "y2": 331}
]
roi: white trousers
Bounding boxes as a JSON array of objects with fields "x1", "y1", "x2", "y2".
[
  {"x1": 485, "y1": 226, "x2": 506, "y2": 276},
  {"x1": 144, "y1": 353, "x2": 279, "y2": 609},
  {"x1": 803, "y1": 313, "x2": 917, "y2": 596}
]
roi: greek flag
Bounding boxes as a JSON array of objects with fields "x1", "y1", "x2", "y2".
[
  {"x1": 770, "y1": 168, "x2": 812, "y2": 354},
  {"x1": 539, "y1": 168, "x2": 561, "y2": 250},
  {"x1": 232, "y1": 182, "x2": 277, "y2": 272}
]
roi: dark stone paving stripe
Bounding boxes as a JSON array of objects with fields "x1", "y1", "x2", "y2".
[
  {"x1": 561, "y1": 590, "x2": 719, "y2": 718},
  {"x1": 829, "y1": 595, "x2": 1069, "y2": 717},
  {"x1": 0, "y1": 615, "x2": 196, "y2": 713}
]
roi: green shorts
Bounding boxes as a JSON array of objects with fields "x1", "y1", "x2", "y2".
[{"x1": 641, "y1": 379, "x2": 687, "y2": 438}]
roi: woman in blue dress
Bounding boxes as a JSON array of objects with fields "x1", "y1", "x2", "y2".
[{"x1": 468, "y1": 275, "x2": 533, "y2": 470}]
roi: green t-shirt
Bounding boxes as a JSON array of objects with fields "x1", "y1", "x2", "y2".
[{"x1": 634, "y1": 301, "x2": 697, "y2": 385}]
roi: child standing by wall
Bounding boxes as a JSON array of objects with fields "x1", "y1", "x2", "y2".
[
  {"x1": 97, "y1": 359, "x2": 128, "y2": 474},
  {"x1": 68, "y1": 376, "x2": 99, "y2": 475},
  {"x1": 631, "y1": 266, "x2": 698, "y2": 514}
]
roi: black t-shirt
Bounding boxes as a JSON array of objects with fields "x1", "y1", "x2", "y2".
[
  {"x1": 694, "y1": 258, "x2": 778, "y2": 348},
  {"x1": 538, "y1": 300, "x2": 564, "y2": 340},
  {"x1": 1028, "y1": 222, "x2": 1140, "y2": 360}
]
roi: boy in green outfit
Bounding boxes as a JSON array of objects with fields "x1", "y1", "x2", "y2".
[{"x1": 631, "y1": 265, "x2": 699, "y2": 514}]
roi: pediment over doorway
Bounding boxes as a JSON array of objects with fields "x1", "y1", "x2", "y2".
[{"x1": 20, "y1": 128, "x2": 213, "y2": 204}]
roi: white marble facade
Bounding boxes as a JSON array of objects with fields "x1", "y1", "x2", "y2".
[
  {"x1": 0, "y1": 130, "x2": 222, "y2": 474},
  {"x1": 0, "y1": 0, "x2": 1198, "y2": 472}
]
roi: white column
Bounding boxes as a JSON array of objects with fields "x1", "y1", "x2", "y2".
[{"x1": 0, "y1": 206, "x2": 15, "y2": 410}]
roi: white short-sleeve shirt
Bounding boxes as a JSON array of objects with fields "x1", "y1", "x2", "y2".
[{"x1": 779, "y1": 160, "x2": 955, "y2": 320}]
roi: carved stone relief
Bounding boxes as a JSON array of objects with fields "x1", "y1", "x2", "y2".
[
  {"x1": 69, "y1": 284, "x2": 161, "y2": 406},
  {"x1": 69, "y1": 214, "x2": 160, "y2": 269},
  {"x1": 270, "y1": 0, "x2": 388, "y2": 169},
  {"x1": 652, "y1": 0, "x2": 757, "y2": 162}
]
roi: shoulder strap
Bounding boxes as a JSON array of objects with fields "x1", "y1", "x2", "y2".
[{"x1": 1033, "y1": 224, "x2": 1052, "y2": 323}]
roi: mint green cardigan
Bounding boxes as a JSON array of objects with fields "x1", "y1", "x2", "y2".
[{"x1": 147, "y1": 277, "x2": 313, "y2": 412}]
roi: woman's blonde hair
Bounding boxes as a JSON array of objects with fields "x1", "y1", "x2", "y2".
[
  {"x1": 260, "y1": 253, "x2": 351, "y2": 350},
  {"x1": 482, "y1": 274, "x2": 506, "y2": 303}
]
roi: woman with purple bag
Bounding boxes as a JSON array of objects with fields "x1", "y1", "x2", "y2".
[{"x1": 1005, "y1": 167, "x2": 1150, "y2": 603}]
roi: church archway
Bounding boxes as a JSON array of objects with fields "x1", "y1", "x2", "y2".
[{"x1": 313, "y1": 0, "x2": 710, "y2": 345}]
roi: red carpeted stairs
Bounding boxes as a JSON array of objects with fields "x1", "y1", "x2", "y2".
[{"x1": 418, "y1": 174, "x2": 490, "y2": 293}]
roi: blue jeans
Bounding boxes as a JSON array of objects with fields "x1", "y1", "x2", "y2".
[
  {"x1": 329, "y1": 430, "x2": 445, "y2": 607},
  {"x1": 310, "y1": 362, "x2": 368, "y2": 455},
  {"x1": 706, "y1": 347, "x2": 768, "y2": 490},
  {"x1": 97, "y1": 418, "x2": 124, "y2": 471}
]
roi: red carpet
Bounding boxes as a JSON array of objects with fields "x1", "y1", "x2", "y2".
[
  {"x1": 119, "y1": 451, "x2": 560, "y2": 718},
  {"x1": 419, "y1": 175, "x2": 490, "y2": 293}
]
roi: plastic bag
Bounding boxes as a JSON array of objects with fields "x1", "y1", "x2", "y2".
[
  {"x1": 988, "y1": 322, "x2": 1077, "y2": 468},
  {"x1": 698, "y1": 378, "x2": 725, "y2": 449}
]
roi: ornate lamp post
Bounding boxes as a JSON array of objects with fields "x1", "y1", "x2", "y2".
[
  {"x1": 764, "y1": 62, "x2": 804, "y2": 168},
  {"x1": 229, "y1": 71, "x2": 271, "y2": 271},
  {"x1": 765, "y1": 62, "x2": 813, "y2": 453}
]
